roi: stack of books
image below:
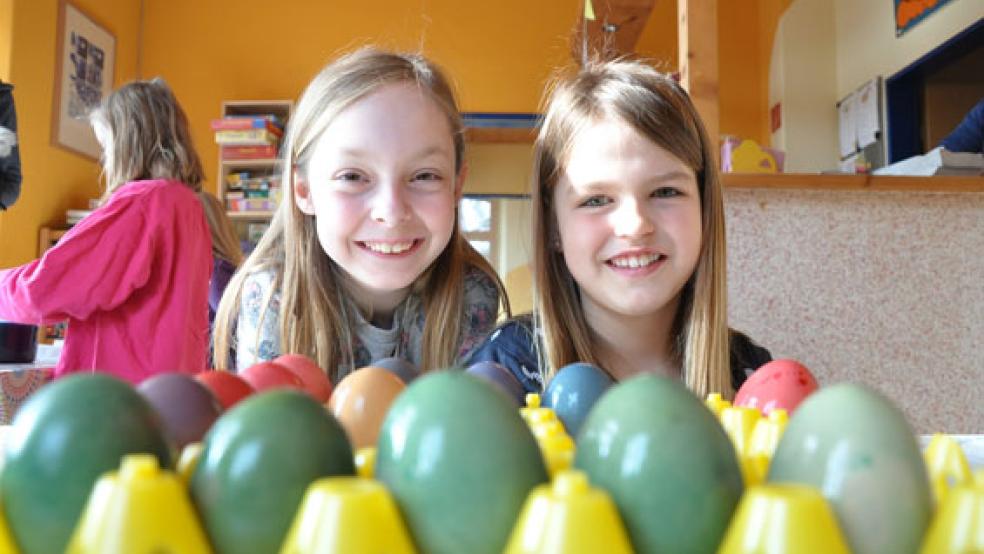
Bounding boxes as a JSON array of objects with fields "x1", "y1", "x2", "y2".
[
  {"x1": 223, "y1": 171, "x2": 282, "y2": 213},
  {"x1": 211, "y1": 115, "x2": 284, "y2": 160}
]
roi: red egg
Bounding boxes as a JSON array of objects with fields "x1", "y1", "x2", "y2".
[
  {"x1": 274, "y1": 354, "x2": 332, "y2": 402},
  {"x1": 195, "y1": 370, "x2": 255, "y2": 410},
  {"x1": 734, "y1": 359, "x2": 819, "y2": 415},
  {"x1": 240, "y1": 361, "x2": 304, "y2": 393}
]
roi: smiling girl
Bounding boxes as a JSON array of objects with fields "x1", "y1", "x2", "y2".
[
  {"x1": 468, "y1": 59, "x2": 770, "y2": 399},
  {"x1": 212, "y1": 48, "x2": 507, "y2": 381}
]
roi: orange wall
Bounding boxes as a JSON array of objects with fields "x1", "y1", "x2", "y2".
[
  {"x1": 0, "y1": 0, "x2": 12, "y2": 80},
  {"x1": 0, "y1": 0, "x2": 141, "y2": 267},
  {"x1": 140, "y1": 0, "x2": 582, "y2": 198},
  {"x1": 2, "y1": 0, "x2": 788, "y2": 268},
  {"x1": 635, "y1": 1, "x2": 774, "y2": 146}
]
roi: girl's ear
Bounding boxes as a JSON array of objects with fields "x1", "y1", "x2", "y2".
[
  {"x1": 293, "y1": 166, "x2": 316, "y2": 215},
  {"x1": 453, "y1": 162, "x2": 468, "y2": 201}
]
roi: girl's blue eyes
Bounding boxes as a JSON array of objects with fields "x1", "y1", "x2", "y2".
[
  {"x1": 653, "y1": 187, "x2": 681, "y2": 198},
  {"x1": 581, "y1": 196, "x2": 611, "y2": 207},
  {"x1": 579, "y1": 188, "x2": 681, "y2": 207},
  {"x1": 331, "y1": 171, "x2": 444, "y2": 184}
]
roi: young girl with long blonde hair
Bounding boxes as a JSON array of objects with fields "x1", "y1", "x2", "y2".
[
  {"x1": 0, "y1": 78, "x2": 212, "y2": 382},
  {"x1": 213, "y1": 48, "x2": 507, "y2": 381},
  {"x1": 468, "y1": 59, "x2": 770, "y2": 399}
]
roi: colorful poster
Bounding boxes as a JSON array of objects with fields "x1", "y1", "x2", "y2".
[{"x1": 894, "y1": 0, "x2": 956, "y2": 36}]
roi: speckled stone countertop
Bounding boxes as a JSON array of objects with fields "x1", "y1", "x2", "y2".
[{"x1": 725, "y1": 186, "x2": 983, "y2": 434}]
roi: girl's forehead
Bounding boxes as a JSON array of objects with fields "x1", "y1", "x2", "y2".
[{"x1": 560, "y1": 117, "x2": 693, "y2": 179}]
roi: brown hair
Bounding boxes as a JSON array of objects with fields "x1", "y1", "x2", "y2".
[
  {"x1": 90, "y1": 77, "x2": 204, "y2": 203},
  {"x1": 212, "y1": 47, "x2": 507, "y2": 379},
  {"x1": 199, "y1": 190, "x2": 244, "y2": 267},
  {"x1": 532, "y1": 59, "x2": 731, "y2": 398}
]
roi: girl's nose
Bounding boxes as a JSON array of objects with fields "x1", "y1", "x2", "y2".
[
  {"x1": 612, "y1": 198, "x2": 655, "y2": 238},
  {"x1": 370, "y1": 181, "x2": 411, "y2": 225}
]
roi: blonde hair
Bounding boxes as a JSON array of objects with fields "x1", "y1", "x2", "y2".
[
  {"x1": 532, "y1": 59, "x2": 731, "y2": 398},
  {"x1": 90, "y1": 78, "x2": 204, "y2": 203},
  {"x1": 213, "y1": 48, "x2": 507, "y2": 378},
  {"x1": 199, "y1": 191, "x2": 245, "y2": 267}
]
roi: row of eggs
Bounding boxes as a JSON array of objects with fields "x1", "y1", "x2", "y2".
[{"x1": 0, "y1": 354, "x2": 978, "y2": 553}]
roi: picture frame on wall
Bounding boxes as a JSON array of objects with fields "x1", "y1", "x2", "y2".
[{"x1": 50, "y1": 0, "x2": 115, "y2": 160}]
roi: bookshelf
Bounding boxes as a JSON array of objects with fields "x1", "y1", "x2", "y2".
[{"x1": 214, "y1": 100, "x2": 292, "y2": 248}]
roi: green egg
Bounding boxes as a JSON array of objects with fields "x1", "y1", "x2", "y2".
[
  {"x1": 375, "y1": 371, "x2": 548, "y2": 554},
  {"x1": 574, "y1": 374, "x2": 743, "y2": 554},
  {"x1": 190, "y1": 390, "x2": 355, "y2": 554},
  {"x1": 1, "y1": 374, "x2": 171, "y2": 554},
  {"x1": 767, "y1": 383, "x2": 931, "y2": 554}
]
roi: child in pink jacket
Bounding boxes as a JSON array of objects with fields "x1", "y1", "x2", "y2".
[{"x1": 0, "y1": 78, "x2": 212, "y2": 383}]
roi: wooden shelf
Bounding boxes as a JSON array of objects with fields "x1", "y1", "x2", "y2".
[
  {"x1": 227, "y1": 211, "x2": 275, "y2": 220},
  {"x1": 221, "y1": 158, "x2": 282, "y2": 168},
  {"x1": 722, "y1": 173, "x2": 984, "y2": 193},
  {"x1": 464, "y1": 127, "x2": 537, "y2": 143}
]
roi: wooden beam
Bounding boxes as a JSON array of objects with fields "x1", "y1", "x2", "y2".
[
  {"x1": 580, "y1": 0, "x2": 657, "y2": 60},
  {"x1": 678, "y1": 0, "x2": 719, "y2": 149}
]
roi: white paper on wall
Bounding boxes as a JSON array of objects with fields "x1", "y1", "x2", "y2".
[
  {"x1": 856, "y1": 79, "x2": 880, "y2": 149},
  {"x1": 838, "y1": 92, "x2": 858, "y2": 158}
]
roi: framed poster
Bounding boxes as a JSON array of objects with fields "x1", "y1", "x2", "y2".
[
  {"x1": 895, "y1": 0, "x2": 956, "y2": 37},
  {"x1": 50, "y1": 0, "x2": 115, "y2": 160}
]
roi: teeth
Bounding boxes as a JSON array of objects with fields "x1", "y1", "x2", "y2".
[
  {"x1": 365, "y1": 241, "x2": 414, "y2": 254},
  {"x1": 610, "y1": 254, "x2": 660, "y2": 268}
]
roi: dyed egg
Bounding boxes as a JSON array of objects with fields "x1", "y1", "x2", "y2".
[
  {"x1": 370, "y1": 356, "x2": 420, "y2": 383},
  {"x1": 376, "y1": 371, "x2": 548, "y2": 554},
  {"x1": 2, "y1": 374, "x2": 171, "y2": 554},
  {"x1": 465, "y1": 360, "x2": 526, "y2": 405},
  {"x1": 239, "y1": 360, "x2": 303, "y2": 392},
  {"x1": 195, "y1": 370, "x2": 255, "y2": 410},
  {"x1": 190, "y1": 390, "x2": 355, "y2": 554},
  {"x1": 735, "y1": 359, "x2": 818, "y2": 415},
  {"x1": 767, "y1": 383, "x2": 931, "y2": 554},
  {"x1": 327, "y1": 366, "x2": 406, "y2": 449},
  {"x1": 137, "y1": 372, "x2": 223, "y2": 450},
  {"x1": 542, "y1": 362, "x2": 614, "y2": 437},
  {"x1": 274, "y1": 353, "x2": 333, "y2": 402},
  {"x1": 575, "y1": 375, "x2": 743, "y2": 554}
]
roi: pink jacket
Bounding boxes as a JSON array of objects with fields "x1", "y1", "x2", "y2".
[{"x1": 0, "y1": 179, "x2": 212, "y2": 383}]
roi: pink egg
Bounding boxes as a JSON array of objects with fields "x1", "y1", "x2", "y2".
[{"x1": 734, "y1": 359, "x2": 818, "y2": 415}]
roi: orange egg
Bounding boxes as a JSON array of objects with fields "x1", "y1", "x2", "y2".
[{"x1": 327, "y1": 366, "x2": 406, "y2": 449}]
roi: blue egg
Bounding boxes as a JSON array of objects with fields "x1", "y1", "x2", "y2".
[{"x1": 542, "y1": 362, "x2": 614, "y2": 437}]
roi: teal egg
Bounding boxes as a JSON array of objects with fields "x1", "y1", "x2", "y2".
[
  {"x1": 767, "y1": 383, "x2": 931, "y2": 554},
  {"x1": 375, "y1": 371, "x2": 548, "y2": 554},
  {"x1": 190, "y1": 390, "x2": 355, "y2": 554},
  {"x1": 574, "y1": 374, "x2": 742, "y2": 554}
]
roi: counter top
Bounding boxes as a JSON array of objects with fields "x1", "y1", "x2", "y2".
[{"x1": 723, "y1": 173, "x2": 984, "y2": 192}]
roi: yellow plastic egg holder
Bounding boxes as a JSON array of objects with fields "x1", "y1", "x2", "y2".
[
  {"x1": 706, "y1": 394, "x2": 788, "y2": 487},
  {"x1": 0, "y1": 499, "x2": 18, "y2": 554},
  {"x1": 281, "y1": 476, "x2": 416, "y2": 554},
  {"x1": 718, "y1": 483, "x2": 851, "y2": 554},
  {"x1": 505, "y1": 470, "x2": 632, "y2": 554},
  {"x1": 521, "y1": 394, "x2": 575, "y2": 477},
  {"x1": 923, "y1": 433, "x2": 973, "y2": 506},
  {"x1": 67, "y1": 454, "x2": 212, "y2": 554}
]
